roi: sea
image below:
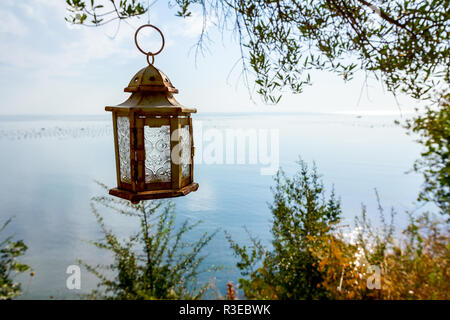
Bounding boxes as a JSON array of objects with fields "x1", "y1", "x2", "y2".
[{"x1": 0, "y1": 112, "x2": 432, "y2": 299}]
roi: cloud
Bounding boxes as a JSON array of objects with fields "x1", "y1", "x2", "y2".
[
  {"x1": 0, "y1": 0, "x2": 141, "y2": 80},
  {"x1": 164, "y1": 10, "x2": 217, "y2": 40},
  {"x1": 0, "y1": 0, "x2": 146, "y2": 114},
  {"x1": 0, "y1": 0, "x2": 218, "y2": 79},
  {"x1": 17, "y1": 2, "x2": 48, "y2": 27},
  {"x1": 180, "y1": 11, "x2": 216, "y2": 38},
  {"x1": 0, "y1": 9, "x2": 28, "y2": 36}
]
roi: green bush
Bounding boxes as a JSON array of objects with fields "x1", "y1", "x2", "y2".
[
  {"x1": 227, "y1": 160, "x2": 341, "y2": 299},
  {"x1": 81, "y1": 190, "x2": 217, "y2": 300},
  {"x1": 403, "y1": 93, "x2": 450, "y2": 215},
  {"x1": 0, "y1": 218, "x2": 30, "y2": 300}
]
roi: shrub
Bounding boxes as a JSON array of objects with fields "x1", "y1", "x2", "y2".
[
  {"x1": 227, "y1": 160, "x2": 341, "y2": 299},
  {"x1": 311, "y1": 208, "x2": 449, "y2": 300},
  {"x1": 81, "y1": 190, "x2": 217, "y2": 300},
  {"x1": 228, "y1": 161, "x2": 449, "y2": 300},
  {"x1": 0, "y1": 218, "x2": 30, "y2": 300},
  {"x1": 402, "y1": 93, "x2": 450, "y2": 215}
]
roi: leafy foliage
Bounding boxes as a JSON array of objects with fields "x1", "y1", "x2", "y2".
[
  {"x1": 311, "y1": 208, "x2": 449, "y2": 300},
  {"x1": 226, "y1": 160, "x2": 342, "y2": 299},
  {"x1": 65, "y1": 0, "x2": 449, "y2": 104},
  {"x1": 65, "y1": 0, "x2": 146, "y2": 26},
  {"x1": 81, "y1": 191, "x2": 217, "y2": 299},
  {"x1": 402, "y1": 93, "x2": 450, "y2": 215},
  {"x1": 0, "y1": 218, "x2": 30, "y2": 300},
  {"x1": 228, "y1": 162, "x2": 449, "y2": 300},
  {"x1": 228, "y1": 0, "x2": 449, "y2": 103},
  {"x1": 386, "y1": 213, "x2": 450, "y2": 299}
]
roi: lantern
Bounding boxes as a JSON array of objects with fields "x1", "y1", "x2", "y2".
[{"x1": 105, "y1": 25, "x2": 198, "y2": 203}]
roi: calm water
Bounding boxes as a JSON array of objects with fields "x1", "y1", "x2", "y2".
[{"x1": 0, "y1": 113, "x2": 429, "y2": 299}]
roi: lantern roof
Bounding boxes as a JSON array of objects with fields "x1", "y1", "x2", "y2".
[
  {"x1": 105, "y1": 64, "x2": 196, "y2": 115},
  {"x1": 124, "y1": 64, "x2": 179, "y2": 94}
]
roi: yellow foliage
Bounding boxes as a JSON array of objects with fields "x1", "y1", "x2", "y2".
[{"x1": 309, "y1": 214, "x2": 449, "y2": 300}]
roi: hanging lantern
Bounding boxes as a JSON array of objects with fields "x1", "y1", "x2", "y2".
[{"x1": 106, "y1": 25, "x2": 198, "y2": 203}]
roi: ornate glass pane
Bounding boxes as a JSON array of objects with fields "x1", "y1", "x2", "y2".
[
  {"x1": 180, "y1": 125, "x2": 191, "y2": 179},
  {"x1": 117, "y1": 116, "x2": 131, "y2": 183},
  {"x1": 144, "y1": 125, "x2": 171, "y2": 182}
]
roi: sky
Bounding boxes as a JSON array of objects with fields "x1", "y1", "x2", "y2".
[{"x1": 0, "y1": 0, "x2": 423, "y2": 115}]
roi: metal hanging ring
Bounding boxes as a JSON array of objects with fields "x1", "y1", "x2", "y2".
[
  {"x1": 146, "y1": 52, "x2": 155, "y2": 65},
  {"x1": 134, "y1": 24, "x2": 165, "y2": 56}
]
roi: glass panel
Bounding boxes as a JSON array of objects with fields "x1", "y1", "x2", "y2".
[
  {"x1": 144, "y1": 125, "x2": 171, "y2": 183},
  {"x1": 180, "y1": 125, "x2": 191, "y2": 179},
  {"x1": 117, "y1": 116, "x2": 131, "y2": 183}
]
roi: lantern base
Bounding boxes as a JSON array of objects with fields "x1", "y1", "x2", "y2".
[{"x1": 109, "y1": 182, "x2": 199, "y2": 204}]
